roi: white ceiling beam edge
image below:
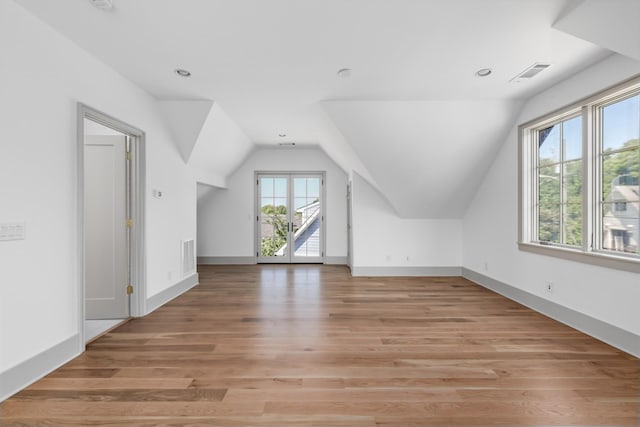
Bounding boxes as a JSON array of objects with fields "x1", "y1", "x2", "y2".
[{"x1": 553, "y1": 0, "x2": 640, "y2": 61}]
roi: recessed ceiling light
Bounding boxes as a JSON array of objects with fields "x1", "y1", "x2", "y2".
[
  {"x1": 89, "y1": 0, "x2": 113, "y2": 10},
  {"x1": 475, "y1": 68, "x2": 492, "y2": 77},
  {"x1": 174, "y1": 68, "x2": 191, "y2": 78},
  {"x1": 337, "y1": 68, "x2": 352, "y2": 78},
  {"x1": 278, "y1": 133, "x2": 287, "y2": 137}
]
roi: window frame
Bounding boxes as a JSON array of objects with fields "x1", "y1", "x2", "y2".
[{"x1": 518, "y1": 75, "x2": 640, "y2": 273}]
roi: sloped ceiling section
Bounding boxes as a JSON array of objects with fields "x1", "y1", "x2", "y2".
[
  {"x1": 159, "y1": 100, "x2": 254, "y2": 189},
  {"x1": 188, "y1": 103, "x2": 254, "y2": 187},
  {"x1": 158, "y1": 100, "x2": 213, "y2": 163},
  {"x1": 554, "y1": 0, "x2": 640, "y2": 61},
  {"x1": 324, "y1": 100, "x2": 524, "y2": 218},
  {"x1": 14, "y1": 0, "x2": 617, "y2": 218}
]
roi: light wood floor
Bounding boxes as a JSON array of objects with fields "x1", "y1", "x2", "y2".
[{"x1": 1, "y1": 265, "x2": 638, "y2": 426}]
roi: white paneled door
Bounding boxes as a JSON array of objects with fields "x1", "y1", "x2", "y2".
[
  {"x1": 257, "y1": 173, "x2": 324, "y2": 263},
  {"x1": 84, "y1": 134, "x2": 129, "y2": 319}
]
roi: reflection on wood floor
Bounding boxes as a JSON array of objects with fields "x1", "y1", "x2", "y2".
[{"x1": 1, "y1": 264, "x2": 638, "y2": 426}]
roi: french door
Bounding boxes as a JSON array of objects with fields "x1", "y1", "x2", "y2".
[{"x1": 256, "y1": 172, "x2": 324, "y2": 263}]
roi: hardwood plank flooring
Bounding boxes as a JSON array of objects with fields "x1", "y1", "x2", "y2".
[{"x1": 1, "y1": 264, "x2": 638, "y2": 426}]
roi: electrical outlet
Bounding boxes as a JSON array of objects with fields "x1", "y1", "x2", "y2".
[
  {"x1": 168, "y1": 271, "x2": 173, "y2": 281},
  {"x1": 546, "y1": 281, "x2": 553, "y2": 293},
  {"x1": 484, "y1": 262, "x2": 488, "y2": 271}
]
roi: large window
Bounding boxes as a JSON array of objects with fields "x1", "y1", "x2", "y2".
[
  {"x1": 519, "y1": 76, "x2": 640, "y2": 271},
  {"x1": 536, "y1": 115, "x2": 583, "y2": 246}
]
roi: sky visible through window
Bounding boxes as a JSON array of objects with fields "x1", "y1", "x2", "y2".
[
  {"x1": 603, "y1": 95, "x2": 640, "y2": 151},
  {"x1": 538, "y1": 96, "x2": 639, "y2": 160},
  {"x1": 261, "y1": 177, "x2": 320, "y2": 210}
]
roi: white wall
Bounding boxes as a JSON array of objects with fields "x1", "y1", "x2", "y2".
[
  {"x1": 0, "y1": 0, "x2": 196, "y2": 387},
  {"x1": 197, "y1": 147, "x2": 348, "y2": 259},
  {"x1": 351, "y1": 173, "x2": 462, "y2": 270},
  {"x1": 463, "y1": 53, "x2": 640, "y2": 336}
]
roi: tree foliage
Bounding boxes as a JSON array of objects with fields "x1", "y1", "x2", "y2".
[
  {"x1": 538, "y1": 139, "x2": 638, "y2": 245},
  {"x1": 602, "y1": 139, "x2": 639, "y2": 201},
  {"x1": 261, "y1": 204, "x2": 287, "y2": 256}
]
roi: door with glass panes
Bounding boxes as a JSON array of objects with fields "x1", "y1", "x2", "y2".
[{"x1": 256, "y1": 173, "x2": 324, "y2": 263}]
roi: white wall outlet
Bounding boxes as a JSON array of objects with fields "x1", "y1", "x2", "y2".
[{"x1": 484, "y1": 262, "x2": 488, "y2": 271}]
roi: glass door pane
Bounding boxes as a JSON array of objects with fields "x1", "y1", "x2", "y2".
[
  {"x1": 259, "y1": 176, "x2": 288, "y2": 259},
  {"x1": 292, "y1": 176, "x2": 322, "y2": 261},
  {"x1": 257, "y1": 173, "x2": 324, "y2": 263}
]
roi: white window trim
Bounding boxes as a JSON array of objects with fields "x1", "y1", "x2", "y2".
[{"x1": 518, "y1": 75, "x2": 640, "y2": 273}]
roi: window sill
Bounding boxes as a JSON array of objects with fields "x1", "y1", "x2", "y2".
[{"x1": 518, "y1": 242, "x2": 640, "y2": 273}]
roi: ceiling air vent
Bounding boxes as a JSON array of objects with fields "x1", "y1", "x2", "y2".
[
  {"x1": 510, "y1": 63, "x2": 551, "y2": 83},
  {"x1": 89, "y1": 0, "x2": 113, "y2": 10}
]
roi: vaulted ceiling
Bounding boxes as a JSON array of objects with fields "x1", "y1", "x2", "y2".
[{"x1": 16, "y1": 0, "x2": 638, "y2": 217}]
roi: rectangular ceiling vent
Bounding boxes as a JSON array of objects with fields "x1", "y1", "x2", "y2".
[
  {"x1": 89, "y1": 0, "x2": 114, "y2": 10},
  {"x1": 510, "y1": 63, "x2": 551, "y2": 83}
]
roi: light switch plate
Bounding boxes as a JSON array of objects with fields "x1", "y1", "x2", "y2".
[{"x1": 0, "y1": 222, "x2": 26, "y2": 241}]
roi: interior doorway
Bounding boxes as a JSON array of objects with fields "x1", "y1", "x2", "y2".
[
  {"x1": 84, "y1": 120, "x2": 130, "y2": 320},
  {"x1": 78, "y1": 105, "x2": 145, "y2": 345},
  {"x1": 256, "y1": 172, "x2": 325, "y2": 263}
]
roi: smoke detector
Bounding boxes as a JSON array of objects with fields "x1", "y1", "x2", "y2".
[
  {"x1": 89, "y1": 0, "x2": 113, "y2": 10},
  {"x1": 510, "y1": 63, "x2": 551, "y2": 83}
]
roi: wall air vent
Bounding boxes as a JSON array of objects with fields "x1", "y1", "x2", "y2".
[
  {"x1": 510, "y1": 63, "x2": 551, "y2": 83},
  {"x1": 181, "y1": 239, "x2": 196, "y2": 276}
]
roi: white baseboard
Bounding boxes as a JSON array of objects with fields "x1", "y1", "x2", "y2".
[
  {"x1": 350, "y1": 266, "x2": 462, "y2": 277},
  {"x1": 0, "y1": 274, "x2": 200, "y2": 403},
  {"x1": 197, "y1": 256, "x2": 256, "y2": 265},
  {"x1": 0, "y1": 333, "x2": 81, "y2": 402},
  {"x1": 146, "y1": 273, "x2": 199, "y2": 314},
  {"x1": 463, "y1": 268, "x2": 640, "y2": 358},
  {"x1": 325, "y1": 256, "x2": 347, "y2": 265},
  {"x1": 198, "y1": 256, "x2": 348, "y2": 265}
]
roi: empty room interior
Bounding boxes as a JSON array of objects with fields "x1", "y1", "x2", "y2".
[{"x1": 1, "y1": 0, "x2": 639, "y2": 425}]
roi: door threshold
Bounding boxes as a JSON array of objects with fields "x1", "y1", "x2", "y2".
[{"x1": 84, "y1": 318, "x2": 130, "y2": 344}]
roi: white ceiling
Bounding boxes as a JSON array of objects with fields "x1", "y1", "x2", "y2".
[{"x1": 16, "y1": 0, "x2": 624, "y2": 217}]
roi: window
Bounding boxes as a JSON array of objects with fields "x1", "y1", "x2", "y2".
[
  {"x1": 536, "y1": 115, "x2": 583, "y2": 246},
  {"x1": 614, "y1": 202, "x2": 627, "y2": 212},
  {"x1": 519, "y1": 76, "x2": 640, "y2": 271}
]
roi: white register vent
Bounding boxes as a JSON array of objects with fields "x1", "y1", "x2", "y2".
[{"x1": 181, "y1": 239, "x2": 196, "y2": 276}]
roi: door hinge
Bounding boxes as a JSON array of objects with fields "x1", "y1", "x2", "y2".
[
  {"x1": 126, "y1": 284, "x2": 133, "y2": 295},
  {"x1": 126, "y1": 218, "x2": 133, "y2": 227},
  {"x1": 126, "y1": 152, "x2": 132, "y2": 161}
]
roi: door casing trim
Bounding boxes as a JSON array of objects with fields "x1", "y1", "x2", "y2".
[
  {"x1": 77, "y1": 103, "x2": 146, "y2": 351},
  {"x1": 254, "y1": 171, "x2": 326, "y2": 264}
]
